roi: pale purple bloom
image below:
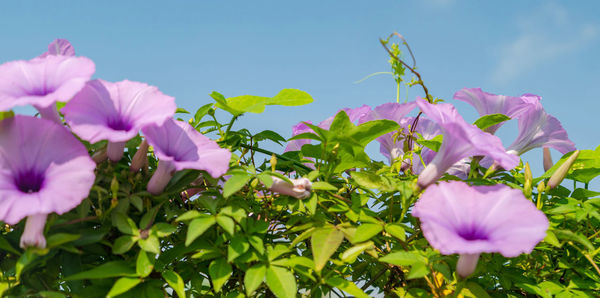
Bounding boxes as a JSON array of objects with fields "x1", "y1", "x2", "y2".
[
  {"x1": 270, "y1": 177, "x2": 312, "y2": 199},
  {"x1": 506, "y1": 96, "x2": 575, "y2": 156},
  {"x1": 142, "y1": 118, "x2": 231, "y2": 194},
  {"x1": 359, "y1": 102, "x2": 417, "y2": 162},
  {"x1": 416, "y1": 98, "x2": 518, "y2": 188},
  {"x1": 284, "y1": 105, "x2": 371, "y2": 152},
  {"x1": 0, "y1": 116, "x2": 96, "y2": 247},
  {"x1": 413, "y1": 181, "x2": 548, "y2": 277},
  {"x1": 284, "y1": 121, "x2": 313, "y2": 152},
  {"x1": 0, "y1": 55, "x2": 95, "y2": 123},
  {"x1": 39, "y1": 39, "x2": 75, "y2": 57},
  {"x1": 62, "y1": 79, "x2": 176, "y2": 161},
  {"x1": 318, "y1": 104, "x2": 371, "y2": 129},
  {"x1": 453, "y1": 88, "x2": 534, "y2": 134}
]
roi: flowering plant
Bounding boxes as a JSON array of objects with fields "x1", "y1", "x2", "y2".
[{"x1": 0, "y1": 37, "x2": 599, "y2": 297}]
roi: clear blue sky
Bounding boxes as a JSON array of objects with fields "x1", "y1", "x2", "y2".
[{"x1": 1, "y1": 0, "x2": 599, "y2": 179}]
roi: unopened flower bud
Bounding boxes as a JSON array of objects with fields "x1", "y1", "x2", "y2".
[
  {"x1": 270, "y1": 154, "x2": 277, "y2": 172},
  {"x1": 543, "y1": 147, "x2": 553, "y2": 172},
  {"x1": 523, "y1": 162, "x2": 532, "y2": 198},
  {"x1": 110, "y1": 176, "x2": 119, "y2": 200},
  {"x1": 548, "y1": 150, "x2": 579, "y2": 189},
  {"x1": 269, "y1": 177, "x2": 312, "y2": 199},
  {"x1": 130, "y1": 139, "x2": 149, "y2": 172}
]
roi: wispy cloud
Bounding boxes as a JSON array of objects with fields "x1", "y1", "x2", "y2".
[{"x1": 491, "y1": 3, "x2": 598, "y2": 85}]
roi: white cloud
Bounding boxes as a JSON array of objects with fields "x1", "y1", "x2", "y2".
[{"x1": 491, "y1": 3, "x2": 598, "y2": 85}]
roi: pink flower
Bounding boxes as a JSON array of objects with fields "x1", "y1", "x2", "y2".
[
  {"x1": 142, "y1": 119, "x2": 231, "y2": 195},
  {"x1": 63, "y1": 79, "x2": 176, "y2": 161},
  {"x1": 413, "y1": 181, "x2": 548, "y2": 277},
  {"x1": 0, "y1": 116, "x2": 96, "y2": 248},
  {"x1": 416, "y1": 99, "x2": 518, "y2": 188}
]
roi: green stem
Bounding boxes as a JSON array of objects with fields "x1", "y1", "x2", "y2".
[
  {"x1": 224, "y1": 115, "x2": 238, "y2": 136},
  {"x1": 239, "y1": 143, "x2": 312, "y2": 172}
]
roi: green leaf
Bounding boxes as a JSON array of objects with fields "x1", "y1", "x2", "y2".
[
  {"x1": 352, "y1": 223, "x2": 383, "y2": 243},
  {"x1": 351, "y1": 171, "x2": 397, "y2": 192},
  {"x1": 223, "y1": 172, "x2": 252, "y2": 198},
  {"x1": 186, "y1": 215, "x2": 217, "y2": 246},
  {"x1": 46, "y1": 233, "x2": 80, "y2": 248},
  {"x1": 217, "y1": 215, "x2": 236, "y2": 235},
  {"x1": 176, "y1": 210, "x2": 202, "y2": 222},
  {"x1": 311, "y1": 226, "x2": 344, "y2": 272},
  {"x1": 228, "y1": 237, "x2": 250, "y2": 262},
  {"x1": 112, "y1": 212, "x2": 138, "y2": 235},
  {"x1": 65, "y1": 261, "x2": 136, "y2": 280},
  {"x1": 385, "y1": 223, "x2": 406, "y2": 241},
  {"x1": 341, "y1": 241, "x2": 374, "y2": 263},
  {"x1": 311, "y1": 181, "x2": 338, "y2": 191},
  {"x1": 107, "y1": 277, "x2": 142, "y2": 298},
  {"x1": 463, "y1": 282, "x2": 491, "y2": 298},
  {"x1": 224, "y1": 95, "x2": 271, "y2": 114},
  {"x1": 257, "y1": 172, "x2": 274, "y2": 188},
  {"x1": 152, "y1": 223, "x2": 177, "y2": 237},
  {"x1": 209, "y1": 258, "x2": 233, "y2": 293},
  {"x1": 112, "y1": 235, "x2": 137, "y2": 254},
  {"x1": 325, "y1": 276, "x2": 369, "y2": 298},
  {"x1": 162, "y1": 270, "x2": 186, "y2": 298},
  {"x1": 379, "y1": 251, "x2": 426, "y2": 266},
  {"x1": 415, "y1": 134, "x2": 443, "y2": 152},
  {"x1": 554, "y1": 229, "x2": 595, "y2": 251},
  {"x1": 351, "y1": 119, "x2": 400, "y2": 146},
  {"x1": 267, "y1": 89, "x2": 313, "y2": 106},
  {"x1": 249, "y1": 235, "x2": 265, "y2": 255},
  {"x1": 543, "y1": 230, "x2": 561, "y2": 247},
  {"x1": 406, "y1": 262, "x2": 430, "y2": 279},
  {"x1": 473, "y1": 113, "x2": 511, "y2": 131},
  {"x1": 138, "y1": 235, "x2": 160, "y2": 254},
  {"x1": 254, "y1": 130, "x2": 287, "y2": 145},
  {"x1": 266, "y1": 266, "x2": 297, "y2": 298},
  {"x1": 0, "y1": 235, "x2": 20, "y2": 255},
  {"x1": 244, "y1": 263, "x2": 266, "y2": 296},
  {"x1": 194, "y1": 103, "x2": 214, "y2": 123},
  {"x1": 175, "y1": 107, "x2": 190, "y2": 114},
  {"x1": 165, "y1": 169, "x2": 200, "y2": 193},
  {"x1": 130, "y1": 196, "x2": 144, "y2": 212},
  {"x1": 288, "y1": 132, "x2": 322, "y2": 142},
  {"x1": 136, "y1": 251, "x2": 154, "y2": 278}
]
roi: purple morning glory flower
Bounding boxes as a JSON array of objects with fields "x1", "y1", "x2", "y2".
[
  {"x1": 284, "y1": 121, "x2": 314, "y2": 152},
  {"x1": 284, "y1": 105, "x2": 371, "y2": 152},
  {"x1": 0, "y1": 55, "x2": 95, "y2": 123},
  {"x1": 359, "y1": 102, "x2": 418, "y2": 162},
  {"x1": 39, "y1": 39, "x2": 75, "y2": 57},
  {"x1": 416, "y1": 98, "x2": 518, "y2": 188},
  {"x1": 453, "y1": 88, "x2": 533, "y2": 134},
  {"x1": 62, "y1": 79, "x2": 177, "y2": 161},
  {"x1": 506, "y1": 95, "x2": 575, "y2": 156},
  {"x1": 0, "y1": 116, "x2": 96, "y2": 248},
  {"x1": 142, "y1": 118, "x2": 231, "y2": 195},
  {"x1": 413, "y1": 181, "x2": 548, "y2": 278}
]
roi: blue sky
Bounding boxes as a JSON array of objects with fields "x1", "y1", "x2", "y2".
[{"x1": 1, "y1": 0, "x2": 599, "y2": 179}]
